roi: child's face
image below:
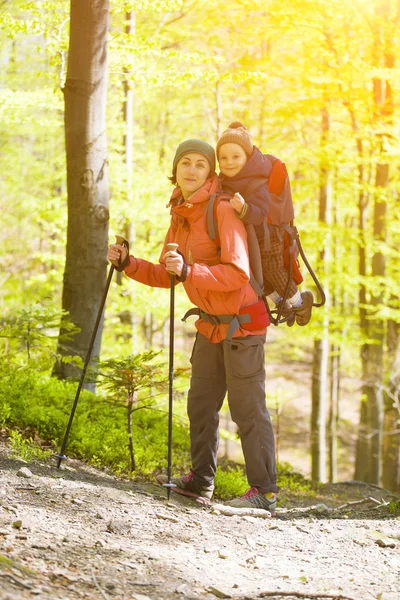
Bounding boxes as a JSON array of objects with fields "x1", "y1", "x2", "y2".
[{"x1": 218, "y1": 143, "x2": 248, "y2": 177}]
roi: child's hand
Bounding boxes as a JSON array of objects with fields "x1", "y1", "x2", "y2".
[{"x1": 230, "y1": 193, "x2": 245, "y2": 212}]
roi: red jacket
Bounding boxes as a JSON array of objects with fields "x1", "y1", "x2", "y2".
[{"x1": 124, "y1": 174, "x2": 266, "y2": 343}]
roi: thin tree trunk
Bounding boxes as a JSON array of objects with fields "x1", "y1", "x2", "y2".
[
  {"x1": 383, "y1": 318, "x2": 400, "y2": 490},
  {"x1": 328, "y1": 344, "x2": 339, "y2": 482},
  {"x1": 127, "y1": 393, "x2": 136, "y2": 471},
  {"x1": 215, "y1": 80, "x2": 223, "y2": 139},
  {"x1": 311, "y1": 338, "x2": 328, "y2": 482},
  {"x1": 116, "y1": 8, "x2": 137, "y2": 352},
  {"x1": 55, "y1": 0, "x2": 110, "y2": 380},
  {"x1": 311, "y1": 106, "x2": 331, "y2": 483},
  {"x1": 357, "y1": 0, "x2": 395, "y2": 484}
]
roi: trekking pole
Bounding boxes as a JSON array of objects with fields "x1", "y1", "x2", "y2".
[
  {"x1": 55, "y1": 235, "x2": 129, "y2": 469},
  {"x1": 163, "y1": 242, "x2": 179, "y2": 500}
]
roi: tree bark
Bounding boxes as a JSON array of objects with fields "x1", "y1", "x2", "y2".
[
  {"x1": 383, "y1": 318, "x2": 400, "y2": 490},
  {"x1": 311, "y1": 106, "x2": 331, "y2": 482},
  {"x1": 328, "y1": 344, "x2": 339, "y2": 483},
  {"x1": 55, "y1": 0, "x2": 110, "y2": 379},
  {"x1": 356, "y1": 0, "x2": 396, "y2": 484}
]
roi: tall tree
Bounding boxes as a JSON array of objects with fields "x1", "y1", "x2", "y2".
[
  {"x1": 311, "y1": 106, "x2": 331, "y2": 482},
  {"x1": 54, "y1": 0, "x2": 110, "y2": 378},
  {"x1": 356, "y1": 0, "x2": 398, "y2": 484}
]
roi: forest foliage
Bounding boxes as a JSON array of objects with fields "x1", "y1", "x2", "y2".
[{"x1": 1, "y1": 0, "x2": 400, "y2": 490}]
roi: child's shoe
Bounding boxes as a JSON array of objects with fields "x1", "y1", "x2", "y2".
[
  {"x1": 276, "y1": 301, "x2": 295, "y2": 327},
  {"x1": 226, "y1": 487, "x2": 277, "y2": 513},
  {"x1": 295, "y1": 291, "x2": 314, "y2": 326}
]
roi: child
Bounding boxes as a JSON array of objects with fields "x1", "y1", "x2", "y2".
[{"x1": 216, "y1": 121, "x2": 313, "y2": 326}]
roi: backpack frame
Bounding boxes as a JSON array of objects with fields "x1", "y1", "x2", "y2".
[{"x1": 206, "y1": 156, "x2": 326, "y2": 326}]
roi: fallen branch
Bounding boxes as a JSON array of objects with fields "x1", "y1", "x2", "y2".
[
  {"x1": 257, "y1": 591, "x2": 357, "y2": 600},
  {"x1": 0, "y1": 572, "x2": 33, "y2": 590},
  {"x1": 335, "y1": 496, "x2": 382, "y2": 511},
  {"x1": 212, "y1": 504, "x2": 272, "y2": 518},
  {"x1": 91, "y1": 571, "x2": 110, "y2": 600}
]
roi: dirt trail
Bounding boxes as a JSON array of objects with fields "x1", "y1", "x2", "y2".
[{"x1": 0, "y1": 440, "x2": 399, "y2": 600}]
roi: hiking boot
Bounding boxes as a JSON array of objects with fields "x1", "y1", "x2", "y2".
[
  {"x1": 156, "y1": 471, "x2": 214, "y2": 500},
  {"x1": 294, "y1": 291, "x2": 314, "y2": 326},
  {"x1": 276, "y1": 301, "x2": 295, "y2": 327},
  {"x1": 226, "y1": 487, "x2": 277, "y2": 513}
]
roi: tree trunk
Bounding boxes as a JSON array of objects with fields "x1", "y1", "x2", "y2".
[
  {"x1": 116, "y1": 9, "x2": 137, "y2": 352},
  {"x1": 354, "y1": 141, "x2": 369, "y2": 480},
  {"x1": 311, "y1": 106, "x2": 331, "y2": 482},
  {"x1": 311, "y1": 338, "x2": 328, "y2": 482},
  {"x1": 215, "y1": 80, "x2": 223, "y2": 139},
  {"x1": 55, "y1": 0, "x2": 110, "y2": 379},
  {"x1": 383, "y1": 318, "x2": 400, "y2": 491},
  {"x1": 356, "y1": 0, "x2": 395, "y2": 484},
  {"x1": 127, "y1": 393, "x2": 136, "y2": 471},
  {"x1": 328, "y1": 344, "x2": 339, "y2": 483}
]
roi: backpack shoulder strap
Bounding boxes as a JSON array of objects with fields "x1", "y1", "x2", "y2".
[
  {"x1": 205, "y1": 194, "x2": 265, "y2": 298},
  {"x1": 205, "y1": 192, "x2": 231, "y2": 242}
]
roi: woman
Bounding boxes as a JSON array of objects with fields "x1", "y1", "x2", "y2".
[{"x1": 108, "y1": 138, "x2": 279, "y2": 511}]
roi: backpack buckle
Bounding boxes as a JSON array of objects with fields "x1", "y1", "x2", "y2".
[{"x1": 199, "y1": 310, "x2": 221, "y2": 325}]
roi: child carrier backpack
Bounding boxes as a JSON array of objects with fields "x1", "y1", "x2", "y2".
[{"x1": 205, "y1": 155, "x2": 326, "y2": 326}]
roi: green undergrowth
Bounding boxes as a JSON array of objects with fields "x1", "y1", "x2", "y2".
[
  {"x1": 1, "y1": 365, "x2": 319, "y2": 501},
  {"x1": 0, "y1": 366, "x2": 191, "y2": 478},
  {"x1": 389, "y1": 500, "x2": 400, "y2": 515},
  {"x1": 214, "y1": 460, "x2": 317, "y2": 502}
]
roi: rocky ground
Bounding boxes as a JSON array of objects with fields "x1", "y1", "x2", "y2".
[{"x1": 0, "y1": 437, "x2": 400, "y2": 600}]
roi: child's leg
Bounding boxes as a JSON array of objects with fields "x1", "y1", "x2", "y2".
[
  {"x1": 261, "y1": 230, "x2": 298, "y2": 301},
  {"x1": 261, "y1": 230, "x2": 313, "y2": 326}
]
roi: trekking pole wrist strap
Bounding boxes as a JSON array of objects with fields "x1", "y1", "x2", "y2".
[
  {"x1": 175, "y1": 250, "x2": 188, "y2": 282},
  {"x1": 114, "y1": 238, "x2": 130, "y2": 272}
]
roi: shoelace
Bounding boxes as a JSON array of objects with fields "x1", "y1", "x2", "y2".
[
  {"x1": 241, "y1": 487, "x2": 259, "y2": 499},
  {"x1": 241, "y1": 487, "x2": 275, "y2": 501},
  {"x1": 182, "y1": 472, "x2": 195, "y2": 483}
]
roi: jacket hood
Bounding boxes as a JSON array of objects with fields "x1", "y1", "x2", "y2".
[
  {"x1": 168, "y1": 174, "x2": 219, "y2": 209},
  {"x1": 219, "y1": 146, "x2": 272, "y2": 195}
]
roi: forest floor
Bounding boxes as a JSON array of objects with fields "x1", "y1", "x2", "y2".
[{"x1": 1, "y1": 435, "x2": 400, "y2": 600}]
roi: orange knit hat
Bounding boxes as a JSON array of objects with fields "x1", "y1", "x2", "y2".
[{"x1": 216, "y1": 121, "x2": 253, "y2": 158}]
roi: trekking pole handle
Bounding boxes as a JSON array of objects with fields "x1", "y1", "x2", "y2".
[
  {"x1": 166, "y1": 243, "x2": 179, "y2": 275},
  {"x1": 112, "y1": 235, "x2": 129, "y2": 269},
  {"x1": 115, "y1": 234, "x2": 128, "y2": 246}
]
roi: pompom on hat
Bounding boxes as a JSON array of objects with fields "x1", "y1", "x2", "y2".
[
  {"x1": 171, "y1": 139, "x2": 216, "y2": 181},
  {"x1": 216, "y1": 121, "x2": 253, "y2": 158}
]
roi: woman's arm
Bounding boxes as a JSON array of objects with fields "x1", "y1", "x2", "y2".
[{"x1": 122, "y1": 223, "x2": 180, "y2": 289}]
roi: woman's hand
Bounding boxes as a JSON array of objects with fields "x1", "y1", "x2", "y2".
[
  {"x1": 164, "y1": 250, "x2": 183, "y2": 277},
  {"x1": 230, "y1": 192, "x2": 245, "y2": 212},
  {"x1": 108, "y1": 244, "x2": 128, "y2": 267}
]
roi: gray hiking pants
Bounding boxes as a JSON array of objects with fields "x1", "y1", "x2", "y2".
[{"x1": 187, "y1": 332, "x2": 279, "y2": 494}]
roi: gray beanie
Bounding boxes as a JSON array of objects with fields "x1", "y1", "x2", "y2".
[{"x1": 171, "y1": 139, "x2": 216, "y2": 179}]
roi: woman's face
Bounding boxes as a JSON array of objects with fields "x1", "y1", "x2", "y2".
[{"x1": 176, "y1": 153, "x2": 211, "y2": 199}]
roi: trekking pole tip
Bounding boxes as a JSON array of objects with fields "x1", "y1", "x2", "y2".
[
  {"x1": 162, "y1": 481, "x2": 176, "y2": 501},
  {"x1": 54, "y1": 453, "x2": 67, "y2": 469}
]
